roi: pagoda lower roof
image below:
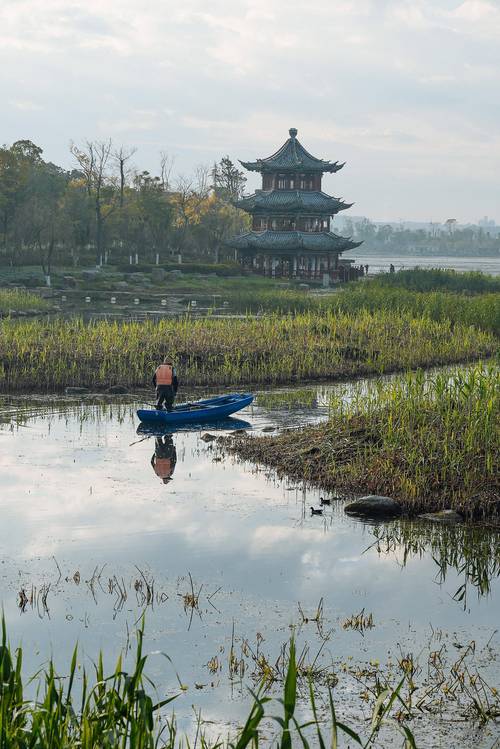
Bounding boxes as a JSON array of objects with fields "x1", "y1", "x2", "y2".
[
  {"x1": 235, "y1": 190, "x2": 352, "y2": 215},
  {"x1": 227, "y1": 230, "x2": 362, "y2": 254},
  {"x1": 240, "y1": 128, "x2": 344, "y2": 173}
]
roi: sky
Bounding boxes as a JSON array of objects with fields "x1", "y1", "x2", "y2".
[{"x1": 1, "y1": 0, "x2": 499, "y2": 224}]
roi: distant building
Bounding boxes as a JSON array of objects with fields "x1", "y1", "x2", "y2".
[
  {"x1": 227, "y1": 128, "x2": 361, "y2": 280},
  {"x1": 478, "y1": 216, "x2": 496, "y2": 228}
]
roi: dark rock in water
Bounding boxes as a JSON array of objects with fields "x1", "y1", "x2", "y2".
[
  {"x1": 344, "y1": 495, "x2": 402, "y2": 518},
  {"x1": 261, "y1": 426, "x2": 276, "y2": 432},
  {"x1": 200, "y1": 433, "x2": 217, "y2": 442},
  {"x1": 419, "y1": 509, "x2": 463, "y2": 523},
  {"x1": 106, "y1": 385, "x2": 129, "y2": 394},
  {"x1": 65, "y1": 386, "x2": 89, "y2": 395}
]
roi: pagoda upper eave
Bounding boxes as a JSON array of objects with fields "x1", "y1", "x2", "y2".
[{"x1": 235, "y1": 190, "x2": 353, "y2": 215}]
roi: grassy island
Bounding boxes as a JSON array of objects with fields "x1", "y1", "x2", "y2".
[{"x1": 222, "y1": 365, "x2": 499, "y2": 520}]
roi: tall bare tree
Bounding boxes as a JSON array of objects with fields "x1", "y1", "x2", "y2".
[
  {"x1": 159, "y1": 151, "x2": 175, "y2": 192},
  {"x1": 113, "y1": 145, "x2": 136, "y2": 208},
  {"x1": 70, "y1": 140, "x2": 117, "y2": 262}
]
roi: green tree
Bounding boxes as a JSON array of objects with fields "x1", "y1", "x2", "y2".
[{"x1": 211, "y1": 156, "x2": 246, "y2": 201}]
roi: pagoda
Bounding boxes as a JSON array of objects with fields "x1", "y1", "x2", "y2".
[{"x1": 228, "y1": 128, "x2": 361, "y2": 280}]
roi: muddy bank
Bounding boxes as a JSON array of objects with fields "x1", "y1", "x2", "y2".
[{"x1": 221, "y1": 425, "x2": 499, "y2": 520}]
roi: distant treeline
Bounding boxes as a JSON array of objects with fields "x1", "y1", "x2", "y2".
[
  {"x1": 0, "y1": 139, "x2": 249, "y2": 275},
  {"x1": 342, "y1": 217, "x2": 500, "y2": 257}
]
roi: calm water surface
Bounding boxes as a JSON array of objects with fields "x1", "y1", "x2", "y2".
[
  {"x1": 0, "y1": 383, "x2": 498, "y2": 747},
  {"x1": 353, "y1": 253, "x2": 500, "y2": 276}
]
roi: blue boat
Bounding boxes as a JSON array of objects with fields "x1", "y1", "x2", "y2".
[
  {"x1": 137, "y1": 393, "x2": 253, "y2": 425},
  {"x1": 136, "y1": 416, "x2": 251, "y2": 436}
]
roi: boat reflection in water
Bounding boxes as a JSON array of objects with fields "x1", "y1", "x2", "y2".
[{"x1": 136, "y1": 417, "x2": 252, "y2": 485}]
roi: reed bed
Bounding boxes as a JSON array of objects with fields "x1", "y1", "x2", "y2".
[
  {"x1": 0, "y1": 288, "x2": 51, "y2": 314},
  {"x1": 223, "y1": 365, "x2": 500, "y2": 518},
  {"x1": 369, "y1": 268, "x2": 500, "y2": 294},
  {"x1": 224, "y1": 286, "x2": 500, "y2": 333},
  {"x1": 0, "y1": 311, "x2": 495, "y2": 392}
]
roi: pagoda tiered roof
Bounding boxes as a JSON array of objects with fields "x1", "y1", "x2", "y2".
[
  {"x1": 236, "y1": 190, "x2": 352, "y2": 215},
  {"x1": 240, "y1": 128, "x2": 344, "y2": 173},
  {"x1": 229, "y1": 230, "x2": 361, "y2": 254}
]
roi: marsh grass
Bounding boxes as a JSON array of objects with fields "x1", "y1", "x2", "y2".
[
  {"x1": 369, "y1": 268, "x2": 500, "y2": 294},
  {"x1": 224, "y1": 286, "x2": 500, "y2": 333},
  {"x1": 0, "y1": 288, "x2": 51, "y2": 314},
  {"x1": 0, "y1": 310, "x2": 495, "y2": 393},
  {"x1": 223, "y1": 365, "x2": 499, "y2": 518}
]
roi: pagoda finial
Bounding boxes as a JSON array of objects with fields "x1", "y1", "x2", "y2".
[{"x1": 289, "y1": 127, "x2": 298, "y2": 139}]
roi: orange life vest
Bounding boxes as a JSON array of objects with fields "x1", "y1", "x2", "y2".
[
  {"x1": 154, "y1": 457, "x2": 173, "y2": 479},
  {"x1": 155, "y1": 364, "x2": 173, "y2": 385}
]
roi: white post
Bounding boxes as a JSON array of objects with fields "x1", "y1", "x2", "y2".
[
  {"x1": 177, "y1": 253, "x2": 182, "y2": 265},
  {"x1": 45, "y1": 274, "x2": 51, "y2": 287},
  {"x1": 293, "y1": 256, "x2": 297, "y2": 277},
  {"x1": 129, "y1": 255, "x2": 133, "y2": 265},
  {"x1": 135, "y1": 253, "x2": 139, "y2": 265},
  {"x1": 155, "y1": 253, "x2": 159, "y2": 266}
]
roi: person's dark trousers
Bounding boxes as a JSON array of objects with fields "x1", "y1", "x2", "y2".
[{"x1": 156, "y1": 385, "x2": 175, "y2": 411}]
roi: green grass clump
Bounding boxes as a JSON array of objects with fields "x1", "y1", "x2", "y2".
[
  {"x1": 0, "y1": 310, "x2": 495, "y2": 393},
  {"x1": 224, "y1": 365, "x2": 500, "y2": 518},
  {"x1": 0, "y1": 288, "x2": 51, "y2": 314}
]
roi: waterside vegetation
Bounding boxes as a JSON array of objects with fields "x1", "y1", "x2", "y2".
[
  {"x1": 222, "y1": 366, "x2": 500, "y2": 519},
  {"x1": 0, "y1": 312, "x2": 495, "y2": 393},
  {"x1": 0, "y1": 288, "x2": 51, "y2": 314}
]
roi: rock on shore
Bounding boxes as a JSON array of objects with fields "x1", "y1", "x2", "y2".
[{"x1": 344, "y1": 495, "x2": 402, "y2": 518}]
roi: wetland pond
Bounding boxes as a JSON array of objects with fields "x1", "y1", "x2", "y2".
[{"x1": 0, "y1": 376, "x2": 499, "y2": 748}]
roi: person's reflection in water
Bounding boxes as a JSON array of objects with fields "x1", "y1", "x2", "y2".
[{"x1": 151, "y1": 434, "x2": 177, "y2": 484}]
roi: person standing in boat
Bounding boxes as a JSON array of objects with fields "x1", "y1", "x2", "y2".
[
  {"x1": 153, "y1": 356, "x2": 178, "y2": 411},
  {"x1": 151, "y1": 435, "x2": 177, "y2": 484}
]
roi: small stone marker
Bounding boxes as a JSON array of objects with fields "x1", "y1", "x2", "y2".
[
  {"x1": 110, "y1": 296, "x2": 116, "y2": 304},
  {"x1": 85, "y1": 296, "x2": 91, "y2": 303},
  {"x1": 61, "y1": 295, "x2": 67, "y2": 302},
  {"x1": 161, "y1": 299, "x2": 167, "y2": 306},
  {"x1": 134, "y1": 298, "x2": 140, "y2": 305}
]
